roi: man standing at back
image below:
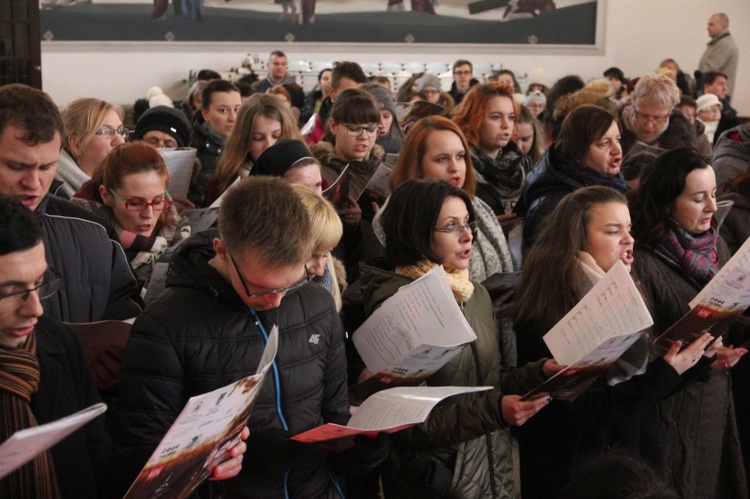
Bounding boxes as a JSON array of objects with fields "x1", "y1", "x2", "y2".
[
  {"x1": 699, "y1": 12, "x2": 739, "y2": 98},
  {"x1": 449, "y1": 59, "x2": 478, "y2": 106},
  {"x1": 0, "y1": 84, "x2": 140, "y2": 323}
]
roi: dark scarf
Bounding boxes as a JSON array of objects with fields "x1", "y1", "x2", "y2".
[
  {"x1": 470, "y1": 143, "x2": 525, "y2": 200},
  {"x1": 0, "y1": 335, "x2": 61, "y2": 498},
  {"x1": 555, "y1": 151, "x2": 629, "y2": 193},
  {"x1": 653, "y1": 218, "x2": 719, "y2": 286}
]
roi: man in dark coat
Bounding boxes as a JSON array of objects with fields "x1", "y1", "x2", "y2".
[
  {"x1": 111, "y1": 177, "x2": 386, "y2": 497},
  {"x1": 0, "y1": 84, "x2": 141, "y2": 324}
]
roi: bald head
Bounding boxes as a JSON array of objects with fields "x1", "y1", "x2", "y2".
[{"x1": 707, "y1": 13, "x2": 728, "y2": 37}]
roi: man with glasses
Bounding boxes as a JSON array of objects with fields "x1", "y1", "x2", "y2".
[
  {"x1": 0, "y1": 193, "x2": 247, "y2": 498},
  {"x1": 0, "y1": 84, "x2": 140, "y2": 323},
  {"x1": 112, "y1": 176, "x2": 385, "y2": 496},
  {"x1": 0, "y1": 192, "x2": 111, "y2": 497},
  {"x1": 449, "y1": 59, "x2": 478, "y2": 106},
  {"x1": 619, "y1": 73, "x2": 695, "y2": 157}
]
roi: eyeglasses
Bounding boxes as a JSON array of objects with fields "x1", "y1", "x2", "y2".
[
  {"x1": 341, "y1": 123, "x2": 381, "y2": 138},
  {"x1": 634, "y1": 109, "x2": 671, "y2": 125},
  {"x1": 95, "y1": 126, "x2": 130, "y2": 139},
  {"x1": 434, "y1": 221, "x2": 477, "y2": 236},
  {"x1": 453, "y1": 70, "x2": 472, "y2": 76},
  {"x1": 230, "y1": 255, "x2": 309, "y2": 298},
  {"x1": 0, "y1": 276, "x2": 61, "y2": 305},
  {"x1": 142, "y1": 136, "x2": 178, "y2": 149},
  {"x1": 422, "y1": 89, "x2": 440, "y2": 96},
  {"x1": 108, "y1": 188, "x2": 173, "y2": 211}
]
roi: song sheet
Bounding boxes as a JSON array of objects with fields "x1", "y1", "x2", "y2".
[
  {"x1": 159, "y1": 148, "x2": 197, "y2": 199},
  {"x1": 0, "y1": 403, "x2": 107, "y2": 479},
  {"x1": 543, "y1": 260, "x2": 653, "y2": 366},
  {"x1": 292, "y1": 386, "x2": 490, "y2": 443}
]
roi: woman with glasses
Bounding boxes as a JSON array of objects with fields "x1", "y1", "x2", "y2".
[
  {"x1": 73, "y1": 142, "x2": 187, "y2": 291},
  {"x1": 360, "y1": 178, "x2": 554, "y2": 499},
  {"x1": 514, "y1": 185, "x2": 714, "y2": 498},
  {"x1": 522, "y1": 105, "x2": 627, "y2": 255},
  {"x1": 52, "y1": 98, "x2": 127, "y2": 199},
  {"x1": 312, "y1": 88, "x2": 389, "y2": 282},
  {"x1": 619, "y1": 72, "x2": 695, "y2": 156},
  {"x1": 453, "y1": 82, "x2": 531, "y2": 235}
]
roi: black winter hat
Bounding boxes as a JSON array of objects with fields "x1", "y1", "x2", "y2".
[
  {"x1": 251, "y1": 139, "x2": 315, "y2": 177},
  {"x1": 133, "y1": 105, "x2": 192, "y2": 147}
]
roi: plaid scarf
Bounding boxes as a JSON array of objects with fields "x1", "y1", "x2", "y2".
[
  {"x1": 653, "y1": 218, "x2": 719, "y2": 286},
  {"x1": 0, "y1": 335, "x2": 61, "y2": 498}
]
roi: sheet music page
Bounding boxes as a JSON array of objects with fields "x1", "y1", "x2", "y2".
[
  {"x1": 352, "y1": 266, "x2": 476, "y2": 374},
  {"x1": 543, "y1": 261, "x2": 653, "y2": 365},
  {"x1": 690, "y1": 235, "x2": 750, "y2": 308},
  {"x1": 159, "y1": 148, "x2": 197, "y2": 199}
]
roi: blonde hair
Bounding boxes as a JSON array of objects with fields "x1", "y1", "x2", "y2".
[
  {"x1": 290, "y1": 183, "x2": 344, "y2": 310},
  {"x1": 290, "y1": 184, "x2": 343, "y2": 254},
  {"x1": 631, "y1": 73, "x2": 680, "y2": 108},
  {"x1": 62, "y1": 98, "x2": 124, "y2": 155}
]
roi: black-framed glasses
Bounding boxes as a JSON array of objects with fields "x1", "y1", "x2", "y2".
[
  {"x1": 95, "y1": 126, "x2": 130, "y2": 139},
  {"x1": 434, "y1": 221, "x2": 477, "y2": 236},
  {"x1": 341, "y1": 123, "x2": 381, "y2": 138},
  {"x1": 0, "y1": 276, "x2": 61, "y2": 304},
  {"x1": 108, "y1": 188, "x2": 173, "y2": 212},
  {"x1": 230, "y1": 255, "x2": 309, "y2": 298}
]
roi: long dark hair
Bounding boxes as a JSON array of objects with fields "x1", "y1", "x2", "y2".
[
  {"x1": 629, "y1": 147, "x2": 711, "y2": 249},
  {"x1": 515, "y1": 186, "x2": 628, "y2": 327}
]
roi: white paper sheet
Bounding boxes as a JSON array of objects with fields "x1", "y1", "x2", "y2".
[
  {"x1": 543, "y1": 260, "x2": 653, "y2": 366},
  {"x1": 352, "y1": 265, "x2": 476, "y2": 375},
  {"x1": 159, "y1": 148, "x2": 198, "y2": 199},
  {"x1": 0, "y1": 403, "x2": 107, "y2": 479},
  {"x1": 292, "y1": 386, "x2": 490, "y2": 442}
]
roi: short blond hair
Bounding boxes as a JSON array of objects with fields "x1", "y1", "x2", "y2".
[
  {"x1": 290, "y1": 184, "x2": 343, "y2": 254},
  {"x1": 631, "y1": 73, "x2": 680, "y2": 108}
]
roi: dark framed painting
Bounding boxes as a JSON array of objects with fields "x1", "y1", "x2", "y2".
[{"x1": 40, "y1": 0, "x2": 602, "y2": 48}]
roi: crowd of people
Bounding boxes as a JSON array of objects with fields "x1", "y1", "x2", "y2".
[{"x1": 0, "y1": 10, "x2": 748, "y2": 499}]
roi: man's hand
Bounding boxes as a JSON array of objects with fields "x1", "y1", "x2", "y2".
[{"x1": 209, "y1": 426, "x2": 250, "y2": 481}]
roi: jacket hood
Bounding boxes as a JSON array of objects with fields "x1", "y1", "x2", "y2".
[
  {"x1": 311, "y1": 140, "x2": 386, "y2": 165},
  {"x1": 713, "y1": 124, "x2": 750, "y2": 162},
  {"x1": 166, "y1": 229, "x2": 245, "y2": 306}
]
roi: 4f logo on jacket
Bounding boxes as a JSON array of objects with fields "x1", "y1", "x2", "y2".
[{"x1": 308, "y1": 334, "x2": 320, "y2": 345}]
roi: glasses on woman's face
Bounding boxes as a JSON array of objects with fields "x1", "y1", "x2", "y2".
[
  {"x1": 230, "y1": 255, "x2": 309, "y2": 298},
  {"x1": 0, "y1": 274, "x2": 61, "y2": 307},
  {"x1": 341, "y1": 123, "x2": 381, "y2": 138},
  {"x1": 108, "y1": 188, "x2": 172, "y2": 211},
  {"x1": 434, "y1": 220, "x2": 477, "y2": 236},
  {"x1": 95, "y1": 126, "x2": 130, "y2": 139},
  {"x1": 634, "y1": 109, "x2": 671, "y2": 125}
]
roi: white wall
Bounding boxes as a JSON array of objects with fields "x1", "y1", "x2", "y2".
[{"x1": 41, "y1": 0, "x2": 750, "y2": 115}]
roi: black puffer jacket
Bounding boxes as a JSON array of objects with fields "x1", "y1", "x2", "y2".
[
  {"x1": 36, "y1": 195, "x2": 140, "y2": 323},
  {"x1": 111, "y1": 231, "x2": 351, "y2": 498}
]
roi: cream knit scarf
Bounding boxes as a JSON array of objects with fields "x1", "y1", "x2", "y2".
[{"x1": 396, "y1": 260, "x2": 474, "y2": 303}]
